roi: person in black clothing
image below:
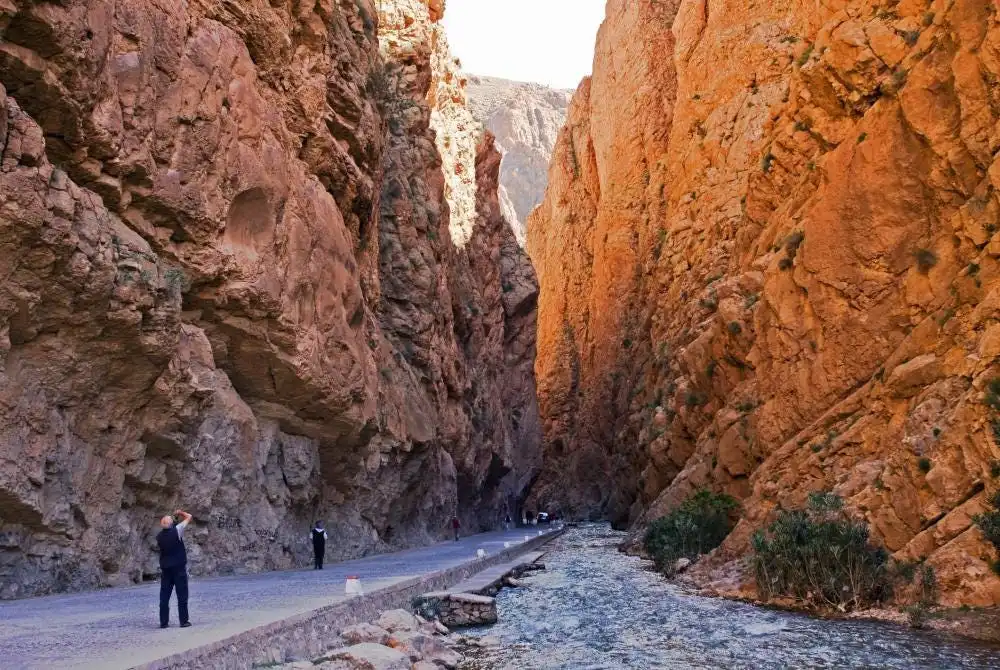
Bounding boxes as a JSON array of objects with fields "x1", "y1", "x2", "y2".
[
  {"x1": 451, "y1": 516, "x2": 460, "y2": 541},
  {"x1": 310, "y1": 521, "x2": 328, "y2": 569},
  {"x1": 156, "y1": 509, "x2": 192, "y2": 629}
]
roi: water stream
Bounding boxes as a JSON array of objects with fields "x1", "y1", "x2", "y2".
[{"x1": 460, "y1": 525, "x2": 1000, "y2": 669}]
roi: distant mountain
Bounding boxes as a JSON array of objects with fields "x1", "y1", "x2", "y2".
[{"x1": 466, "y1": 76, "x2": 572, "y2": 245}]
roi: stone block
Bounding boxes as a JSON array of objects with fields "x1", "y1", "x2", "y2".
[
  {"x1": 377, "y1": 609, "x2": 420, "y2": 633},
  {"x1": 341, "y1": 622, "x2": 390, "y2": 646},
  {"x1": 329, "y1": 643, "x2": 410, "y2": 670}
]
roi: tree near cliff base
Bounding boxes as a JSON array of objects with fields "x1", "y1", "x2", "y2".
[
  {"x1": 973, "y1": 490, "x2": 1000, "y2": 576},
  {"x1": 644, "y1": 490, "x2": 740, "y2": 575},
  {"x1": 751, "y1": 492, "x2": 893, "y2": 611}
]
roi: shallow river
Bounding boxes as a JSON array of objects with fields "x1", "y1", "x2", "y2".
[{"x1": 460, "y1": 525, "x2": 1000, "y2": 670}]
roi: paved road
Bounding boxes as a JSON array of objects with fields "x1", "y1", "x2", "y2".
[{"x1": 0, "y1": 527, "x2": 556, "y2": 670}]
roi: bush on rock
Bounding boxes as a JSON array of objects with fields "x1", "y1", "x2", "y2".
[
  {"x1": 751, "y1": 492, "x2": 892, "y2": 610},
  {"x1": 644, "y1": 489, "x2": 740, "y2": 575},
  {"x1": 973, "y1": 490, "x2": 1000, "y2": 575}
]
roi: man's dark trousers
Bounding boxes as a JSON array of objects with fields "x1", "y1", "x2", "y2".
[
  {"x1": 313, "y1": 540, "x2": 325, "y2": 569},
  {"x1": 160, "y1": 566, "x2": 189, "y2": 627}
]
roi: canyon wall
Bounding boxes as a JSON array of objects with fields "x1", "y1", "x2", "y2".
[
  {"x1": 466, "y1": 76, "x2": 571, "y2": 245},
  {"x1": 0, "y1": 0, "x2": 539, "y2": 598},
  {"x1": 528, "y1": 0, "x2": 1000, "y2": 605}
]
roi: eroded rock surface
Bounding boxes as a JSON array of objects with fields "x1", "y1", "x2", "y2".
[
  {"x1": 0, "y1": 0, "x2": 540, "y2": 598},
  {"x1": 466, "y1": 76, "x2": 572, "y2": 245},
  {"x1": 528, "y1": 0, "x2": 1000, "y2": 605}
]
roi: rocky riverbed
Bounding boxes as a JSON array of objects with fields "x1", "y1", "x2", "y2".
[
  {"x1": 459, "y1": 525, "x2": 1000, "y2": 669},
  {"x1": 272, "y1": 607, "x2": 491, "y2": 669}
]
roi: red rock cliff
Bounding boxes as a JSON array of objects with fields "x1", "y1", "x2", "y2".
[
  {"x1": 529, "y1": 0, "x2": 1000, "y2": 605},
  {"x1": 0, "y1": 0, "x2": 539, "y2": 597}
]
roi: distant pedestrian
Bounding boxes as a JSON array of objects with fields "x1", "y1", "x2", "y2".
[
  {"x1": 311, "y1": 521, "x2": 328, "y2": 570},
  {"x1": 451, "y1": 516, "x2": 460, "y2": 541},
  {"x1": 156, "y1": 509, "x2": 192, "y2": 629},
  {"x1": 504, "y1": 514, "x2": 512, "y2": 531}
]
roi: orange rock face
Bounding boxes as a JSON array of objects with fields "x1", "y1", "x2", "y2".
[
  {"x1": 529, "y1": 0, "x2": 1000, "y2": 605},
  {"x1": 0, "y1": 0, "x2": 539, "y2": 597}
]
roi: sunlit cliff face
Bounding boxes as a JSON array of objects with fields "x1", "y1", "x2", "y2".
[{"x1": 527, "y1": 0, "x2": 1000, "y2": 606}]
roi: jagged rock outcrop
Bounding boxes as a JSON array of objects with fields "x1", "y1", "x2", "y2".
[
  {"x1": 0, "y1": 0, "x2": 539, "y2": 598},
  {"x1": 466, "y1": 77, "x2": 571, "y2": 245},
  {"x1": 528, "y1": 0, "x2": 1000, "y2": 606}
]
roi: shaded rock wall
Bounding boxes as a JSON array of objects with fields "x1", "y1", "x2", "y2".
[
  {"x1": 528, "y1": 0, "x2": 1000, "y2": 605},
  {"x1": 466, "y1": 76, "x2": 571, "y2": 245},
  {"x1": 0, "y1": 0, "x2": 539, "y2": 598}
]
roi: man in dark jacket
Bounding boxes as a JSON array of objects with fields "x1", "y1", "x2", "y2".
[
  {"x1": 310, "y1": 521, "x2": 328, "y2": 569},
  {"x1": 157, "y1": 509, "x2": 192, "y2": 629},
  {"x1": 451, "y1": 516, "x2": 460, "y2": 541}
]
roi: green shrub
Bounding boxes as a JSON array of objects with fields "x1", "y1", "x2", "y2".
[
  {"x1": 644, "y1": 490, "x2": 740, "y2": 574},
  {"x1": 917, "y1": 563, "x2": 937, "y2": 604},
  {"x1": 761, "y1": 152, "x2": 776, "y2": 173},
  {"x1": 724, "y1": 354, "x2": 747, "y2": 370},
  {"x1": 974, "y1": 490, "x2": 1000, "y2": 553},
  {"x1": 904, "y1": 563, "x2": 938, "y2": 628},
  {"x1": 892, "y1": 68, "x2": 909, "y2": 91},
  {"x1": 905, "y1": 603, "x2": 929, "y2": 628},
  {"x1": 797, "y1": 43, "x2": 814, "y2": 67},
  {"x1": 894, "y1": 559, "x2": 919, "y2": 583},
  {"x1": 684, "y1": 391, "x2": 707, "y2": 407},
  {"x1": 654, "y1": 228, "x2": 667, "y2": 259},
  {"x1": 917, "y1": 457, "x2": 932, "y2": 474},
  {"x1": 751, "y1": 492, "x2": 892, "y2": 610},
  {"x1": 985, "y1": 379, "x2": 1000, "y2": 412},
  {"x1": 913, "y1": 248, "x2": 937, "y2": 274}
]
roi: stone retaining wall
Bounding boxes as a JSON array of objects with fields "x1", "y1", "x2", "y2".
[
  {"x1": 135, "y1": 530, "x2": 564, "y2": 670},
  {"x1": 413, "y1": 591, "x2": 498, "y2": 627}
]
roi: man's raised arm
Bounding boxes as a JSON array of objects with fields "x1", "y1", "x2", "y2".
[{"x1": 174, "y1": 509, "x2": 193, "y2": 530}]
